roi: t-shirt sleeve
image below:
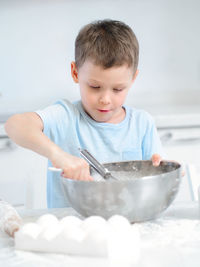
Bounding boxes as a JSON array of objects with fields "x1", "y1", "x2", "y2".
[
  {"x1": 141, "y1": 113, "x2": 165, "y2": 160},
  {"x1": 34, "y1": 99, "x2": 76, "y2": 145},
  {"x1": 35, "y1": 104, "x2": 66, "y2": 138}
]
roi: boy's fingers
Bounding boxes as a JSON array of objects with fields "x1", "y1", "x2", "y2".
[
  {"x1": 151, "y1": 154, "x2": 162, "y2": 166},
  {"x1": 87, "y1": 176, "x2": 94, "y2": 181},
  {"x1": 61, "y1": 169, "x2": 93, "y2": 181},
  {"x1": 79, "y1": 168, "x2": 93, "y2": 181}
]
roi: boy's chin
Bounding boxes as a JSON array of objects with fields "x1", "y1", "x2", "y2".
[
  {"x1": 91, "y1": 115, "x2": 109, "y2": 123},
  {"x1": 90, "y1": 114, "x2": 111, "y2": 123},
  {"x1": 84, "y1": 110, "x2": 109, "y2": 123}
]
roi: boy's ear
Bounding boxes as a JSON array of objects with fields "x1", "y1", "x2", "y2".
[
  {"x1": 71, "y1": 61, "x2": 79, "y2": 83},
  {"x1": 132, "y1": 69, "x2": 139, "y2": 82}
]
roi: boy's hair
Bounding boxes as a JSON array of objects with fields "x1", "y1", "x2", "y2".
[{"x1": 75, "y1": 19, "x2": 139, "y2": 74}]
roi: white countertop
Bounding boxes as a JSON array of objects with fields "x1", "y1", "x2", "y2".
[{"x1": 1, "y1": 202, "x2": 200, "y2": 267}]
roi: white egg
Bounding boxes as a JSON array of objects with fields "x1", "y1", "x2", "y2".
[
  {"x1": 72, "y1": 216, "x2": 108, "y2": 256},
  {"x1": 107, "y1": 217, "x2": 141, "y2": 265},
  {"x1": 62, "y1": 223, "x2": 85, "y2": 242},
  {"x1": 36, "y1": 214, "x2": 58, "y2": 228},
  {"x1": 81, "y1": 216, "x2": 107, "y2": 233},
  {"x1": 59, "y1": 216, "x2": 84, "y2": 243},
  {"x1": 59, "y1": 216, "x2": 82, "y2": 228},
  {"x1": 82, "y1": 225, "x2": 108, "y2": 257},
  {"x1": 20, "y1": 223, "x2": 41, "y2": 239},
  {"x1": 39, "y1": 222, "x2": 62, "y2": 241},
  {"x1": 108, "y1": 215, "x2": 131, "y2": 231}
]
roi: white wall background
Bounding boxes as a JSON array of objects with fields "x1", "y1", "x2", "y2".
[{"x1": 0, "y1": 0, "x2": 200, "y2": 116}]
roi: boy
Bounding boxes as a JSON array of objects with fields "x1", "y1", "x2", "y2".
[{"x1": 5, "y1": 19, "x2": 164, "y2": 208}]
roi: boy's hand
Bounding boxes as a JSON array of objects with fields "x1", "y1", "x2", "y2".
[
  {"x1": 151, "y1": 154, "x2": 162, "y2": 166},
  {"x1": 50, "y1": 150, "x2": 93, "y2": 181},
  {"x1": 151, "y1": 154, "x2": 185, "y2": 177}
]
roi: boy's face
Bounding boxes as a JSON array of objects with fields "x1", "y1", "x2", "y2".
[{"x1": 71, "y1": 60, "x2": 138, "y2": 123}]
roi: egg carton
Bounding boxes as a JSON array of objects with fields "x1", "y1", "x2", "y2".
[{"x1": 15, "y1": 214, "x2": 140, "y2": 261}]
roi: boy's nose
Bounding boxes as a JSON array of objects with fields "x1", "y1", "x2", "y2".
[{"x1": 99, "y1": 93, "x2": 111, "y2": 105}]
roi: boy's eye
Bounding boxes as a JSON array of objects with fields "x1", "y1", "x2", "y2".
[
  {"x1": 89, "y1": 85, "x2": 100, "y2": 89},
  {"x1": 113, "y1": 88, "x2": 123, "y2": 92}
]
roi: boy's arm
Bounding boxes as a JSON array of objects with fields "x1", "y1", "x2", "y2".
[
  {"x1": 5, "y1": 112, "x2": 55, "y2": 158},
  {"x1": 5, "y1": 113, "x2": 92, "y2": 181}
]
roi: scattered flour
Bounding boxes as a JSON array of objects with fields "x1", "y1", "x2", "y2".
[{"x1": 138, "y1": 218, "x2": 200, "y2": 248}]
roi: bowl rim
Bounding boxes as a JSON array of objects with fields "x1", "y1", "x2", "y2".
[{"x1": 61, "y1": 160, "x2": 182, "y2": 184}]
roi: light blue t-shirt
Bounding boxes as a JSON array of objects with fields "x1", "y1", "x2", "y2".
[{"x1": 36, "y1": 99, "x2": 164, "y2": 208}]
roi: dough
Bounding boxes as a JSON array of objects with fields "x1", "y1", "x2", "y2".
[{"x1": 0, "y1": 200, "x2": 22, "y2": 237}]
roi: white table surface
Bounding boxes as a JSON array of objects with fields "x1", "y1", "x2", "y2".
[{"x1": 1, "y1": 202, "x2": 200, "y2": 267}]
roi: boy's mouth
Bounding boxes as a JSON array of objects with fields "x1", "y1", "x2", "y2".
[{"x1": 98, "y1": 109, "x2": 110, "y2": 113}]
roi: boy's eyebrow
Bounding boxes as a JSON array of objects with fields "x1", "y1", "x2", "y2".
[
  {"x1": 88, "y1": 79, "x2": 101, "y2": 83},
  {"x1": 88, "y1": 79, "x2": 127, "y2": 87},
  {"x1": 114, "y1": 83, "x2": 127, "y2": 87}
]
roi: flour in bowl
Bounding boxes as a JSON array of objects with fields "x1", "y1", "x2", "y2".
[{"x1": 92, "y1": 170, "x2": 140, "y2": 181}]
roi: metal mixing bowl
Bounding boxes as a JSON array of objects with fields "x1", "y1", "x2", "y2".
[{"x1": 61, "y1": 160, "x2": 182, "y2": 222}]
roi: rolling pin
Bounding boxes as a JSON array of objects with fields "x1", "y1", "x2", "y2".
[{"x1": 0, "y1": 199, "x2": 22, "y2": 237}]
